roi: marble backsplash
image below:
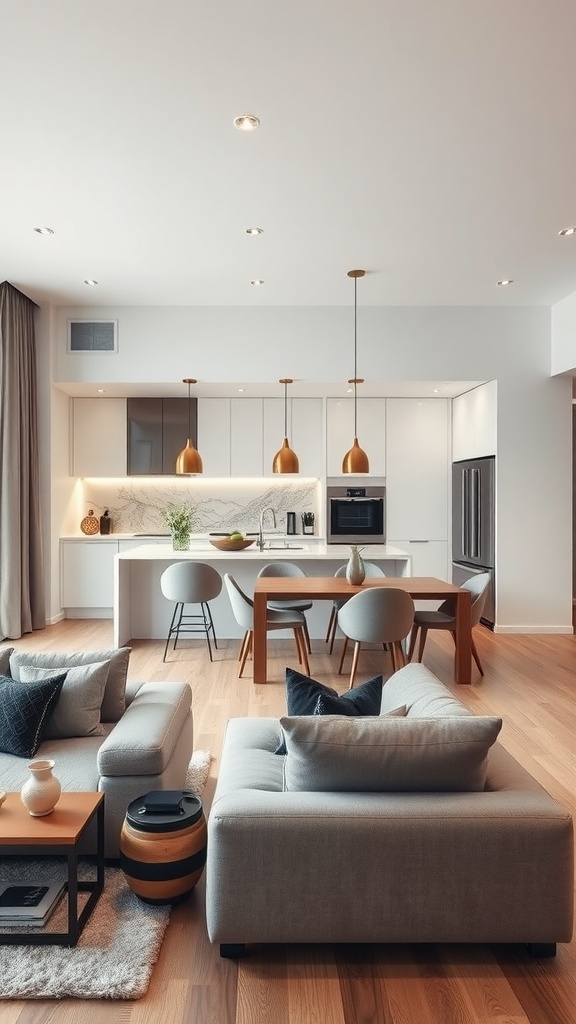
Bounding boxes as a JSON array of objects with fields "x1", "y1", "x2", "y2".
[{"x1": 69, "y1": 478, "x2": 322, "y2": 536}]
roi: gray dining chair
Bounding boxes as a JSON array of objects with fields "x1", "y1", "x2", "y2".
[
  {"x1": 223, "y1": 573, "x2": 310, "y2": 678},
  {"x1": 407, "y1": 571, "x2": 491, "y2": 676},
  {"x1": 257, "y1": 561, "x2": 313, "y2": 653},
  {"x1": 160, "y1": 561, "x2": 222, "y2": 662},
  {"x1": 325, "y1": 562, "x2": 387, "y2": 654},
  {"x1": 337, "y1": 587, "x2": 415, "y2": 688}
]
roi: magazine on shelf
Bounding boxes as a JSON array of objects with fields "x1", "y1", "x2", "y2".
[{"x1": 0, "y1": 881, "x2": 66, "y2": 927}]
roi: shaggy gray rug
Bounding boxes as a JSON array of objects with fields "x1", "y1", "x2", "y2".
[{"x1": 0, "y1": 749, "x2": 212, "y2": 1000}]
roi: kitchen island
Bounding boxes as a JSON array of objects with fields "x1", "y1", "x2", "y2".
[{"x1": 113, "y1": 541, "x2": 412, "y2": 646}]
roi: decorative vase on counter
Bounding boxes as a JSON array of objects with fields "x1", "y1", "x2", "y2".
[
  {"x1": 171, "y1": 531, "x2": 190, "y2": 551},
  {"x1": 21, "y1": 759, "x2": 61, "y2": 817},
  {"x1": 346, "y1": 545, "x2": 365, "y2": 585}
]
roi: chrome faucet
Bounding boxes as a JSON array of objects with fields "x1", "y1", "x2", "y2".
[{"x1": 258, "y1": 507, "x2": 276, "y2": 550}]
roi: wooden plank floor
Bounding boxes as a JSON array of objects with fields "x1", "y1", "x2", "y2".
[{"x1": 1, "y1": 619, "x2": 576, "y2": 1024}]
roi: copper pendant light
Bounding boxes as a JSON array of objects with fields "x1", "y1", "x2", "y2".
[
  {"x1": 342, "y1": 269, "x2": 370, "y2": 474},
  {"x1": 175, "y1": 378, "x2": 203, "y2": 474},
  {"x1": 273, "y1": 378, "x2": 300, "y2": 473}
]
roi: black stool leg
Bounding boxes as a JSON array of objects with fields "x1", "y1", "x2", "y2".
[{"x1": 163, "y1": 603, "x2": 181, "y2": 662}]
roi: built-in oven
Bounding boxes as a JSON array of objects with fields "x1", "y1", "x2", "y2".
[{"x1": 327, "y1": 486, "x2": 386, "y2": 544}]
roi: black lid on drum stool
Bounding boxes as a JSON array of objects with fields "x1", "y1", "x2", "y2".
[{"x1": 125, "y1": 791, "x2": 203, "y2": 832}]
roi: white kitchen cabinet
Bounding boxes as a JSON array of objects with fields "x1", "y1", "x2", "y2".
[
  {"x1": 385, "y1": 399, "x2": 449, "y2": 541},
  {"x1": 60, "y1": 540, "x2": 117, "y2": 610},
  {"x1": 326, "y1": 398, "x2": 386, "y2": 477},
  {"x1": 198, "y1": 398, "x2": 231, "y2": 476},
  {"x1": 230, "y1": 399, "x2": 263, "y2": 476},
  {"x1": 263, "y1": 398, "x2": 323, "y2": 477},
  {"x1": 387, "y1": 540, "x2": 449, "y2": 581},
  {"x1": 452, "y1": 381, "x2": 497, "y2": 461},
  {"x1": 72, "y1": 398, "x2": 127, "y2": 477}
]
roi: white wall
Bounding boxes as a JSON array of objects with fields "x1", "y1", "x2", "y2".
[
  {"x1": 39, "y1": 302, "x2": 572, "y2": 631},
  {"x1": 551, "y1": 288, "x2": 576, "y2": 375}
]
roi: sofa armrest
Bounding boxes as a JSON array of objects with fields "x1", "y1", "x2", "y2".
[{"x1": 97, "y1": 681, "x2": 192, "y2": 777}]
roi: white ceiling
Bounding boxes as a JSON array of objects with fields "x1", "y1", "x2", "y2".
[
  {"x1": 54, "y1": 379, "x2": 483, "y2": 400},
  {"x1": 2, "y1": 0, "x2": 576, "y2": 312}
]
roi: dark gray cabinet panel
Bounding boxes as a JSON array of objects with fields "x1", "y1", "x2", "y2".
[{"x1": 127, "y1": 398, "x2": 197, "y2": 475}]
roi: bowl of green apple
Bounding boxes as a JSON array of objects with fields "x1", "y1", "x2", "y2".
[{"x1": 209, "y1": 531, "x2": 255, "y2": 551}]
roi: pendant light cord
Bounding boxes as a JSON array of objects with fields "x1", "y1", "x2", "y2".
[
  {"x1": 354, "y1": 275, "x2": 358, "y2": 437},
  {"x1": 284, "y1": 380, "x2": 288, "y2": 437},
  {"x1": 188, "y1": 380, "x2": 191, "y2": 439}
]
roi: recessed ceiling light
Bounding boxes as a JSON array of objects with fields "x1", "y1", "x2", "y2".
[
  {"x1": 433, "y1": 388, "x2": 440, "y2": 394},
  {"x1": 496, "y1": 279, "x2": 514, "y2": 286},
  {"x1": 84, "y1": 279, "x2": 98, "y2": 287},
  {"x1": 233, "y1": 114, "x2": 260, "y2": 131},
  {"x1": 250, "y1": 279, "x2": 264, "y2": 286},
  {"x1": 346, "y1": 387, "x2": 353, "y2": 394},
  {"x1": 97, "y1": 388, "x2": 105, "y2": 394},
  {"x1": 558, "y1": 226, "x2": 576, "y2": 236},
  {"x1": 33, "y1": 226, "x2": 54, "y2": 235},
  {"x1": 238, "y1": 388, "x2": 245, "y2": 393},
  {"x1": 245, "y1": 227, "x2": 263, "y2": 235}
]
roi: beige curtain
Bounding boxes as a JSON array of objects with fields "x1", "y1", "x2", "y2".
[{"x1": 0, "y1": 281, "x2": 45, "y2": 639}]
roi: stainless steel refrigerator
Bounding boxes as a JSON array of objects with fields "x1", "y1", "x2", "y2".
[{"x1": 452, "y1": 456, "x2": 495, "y2": 628}]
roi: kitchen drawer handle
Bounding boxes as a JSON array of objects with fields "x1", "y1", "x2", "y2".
[{"x1": 408, "y1": 539, "x2": 429, "y2": 543}]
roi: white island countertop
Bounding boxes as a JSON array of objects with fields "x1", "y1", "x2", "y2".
[
  {"x1": 116, "y1": 541, "x2": 410, "y2": 562},
  {"x1": 113, "y1": 542, "x2": 412, "y2": 647}
]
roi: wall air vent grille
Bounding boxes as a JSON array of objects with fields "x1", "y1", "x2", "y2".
[{"x1": 67, "y1": 319, "x2": 118, "y2": 353}]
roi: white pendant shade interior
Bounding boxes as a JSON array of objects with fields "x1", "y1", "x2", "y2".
[
  {"x1": 342, "y1": 269, "x2": 370, "y2": 474},
  {"x1": 175, "y1": 378, "x2": 203, "y2": 474},
  {"x1": 273, "y1": 378, "x2": 299, "y2": 473}
]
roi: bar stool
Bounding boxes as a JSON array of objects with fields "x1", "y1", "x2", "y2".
[{"x1": 160, "y1": 562, "x2": 222, "y2": 662}]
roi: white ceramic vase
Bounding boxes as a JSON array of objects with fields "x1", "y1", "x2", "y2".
[
  {"x1": 21, "y1": 759, "x2": 61, "y2": 817},
  {"x1": 346, "y1": 545, "x2": 366, "y2": 585}
]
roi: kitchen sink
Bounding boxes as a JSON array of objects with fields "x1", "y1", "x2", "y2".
[{"x1": 265, "y1": 543, "x2": 304, "y2": 550}]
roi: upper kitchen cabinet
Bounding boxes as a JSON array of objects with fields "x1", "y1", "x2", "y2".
[
  {"x1": 452, "y1": 381, "x2": 497, "y2": 462},
  {"x1": 385, "y1": 399, "x2": 449, "y2": 541},
  {"x1": 72, "y1": 398, "x2": 127, "y2": 476},
  {"x1": 230, "y1": 398, "x2": 263, "y2": 476},
  {"x1": 263, "y1": 398, "x2": 323, "y2": 477},
  {"x1": 127, "y1": 397, "x2": 195, "y2": 475},
  {"x1": 197, "y1": 398, "x2": 231, "y2": 476},
  {"x1": 326, "y1": 398, "x2": 386, "y2": 477}
]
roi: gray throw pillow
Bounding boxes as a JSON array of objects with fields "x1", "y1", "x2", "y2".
[
  {"x1": 18, "y1": 662, "x2": 111, "y2": 739},
  {"x1": 9, "y1": 648, "x2": 130, "y2": 722},
  {"x1": 280, "y1": 715, "x2": 502, "y2": 793}
]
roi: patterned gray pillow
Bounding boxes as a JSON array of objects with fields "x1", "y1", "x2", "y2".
[
  {"x1": 10, "y1": 648, "x2": 130, "y2": 722},
  {"x1": 0, "y1": 673, "x2": 66, "y2": 758}
]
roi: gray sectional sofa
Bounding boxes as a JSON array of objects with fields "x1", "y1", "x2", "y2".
[
  {"x1": 0, "y1": 646, "x2": 194, "y2": 857},
  {"x1": 206, "y1": 663, "x2": 574, "y2": 957}
]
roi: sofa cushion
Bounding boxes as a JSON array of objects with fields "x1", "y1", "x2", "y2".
[
  {"x1": 316, "y1": 693, "x2": 407, "y2": 718},
  {"x1": 0, "y1": 646, "x2": 13, "y2": 676},
  {"x1": 9, "y1": 648, "x2": 131, "y2": 722},
  {"x1": 18, "y1": 662, "x2": 110, "y2": 739},
  {"x1": 380, "y1": 663, "x2": 473, "y2": 718},
  {"x1": 0, "y1": 673, "x2": 66, "y2": 758},
  {"x1": 280, "y1": 714, "x2": 503, "y2": 793}
]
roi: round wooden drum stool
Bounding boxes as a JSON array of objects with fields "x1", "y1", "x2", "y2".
[{"x1": 120, "y1": 791, "x2": 207, "y2": 904}]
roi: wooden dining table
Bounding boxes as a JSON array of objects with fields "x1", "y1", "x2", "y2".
[{"x1": 252, "y1": 576, "x2": 472, "y2": 685}]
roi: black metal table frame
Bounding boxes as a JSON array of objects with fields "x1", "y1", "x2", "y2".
[{"x1": 0, "y1": 796, "x2": 105, "y2": 947}]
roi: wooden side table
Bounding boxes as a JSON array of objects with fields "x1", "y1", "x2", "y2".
[{"x1": 0, "y1": 791, "x2": 104, "y2": 946}]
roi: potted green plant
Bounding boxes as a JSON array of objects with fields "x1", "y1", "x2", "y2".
[{"x1": 161, "y1": 501, "x2": 195, "y2": 550}]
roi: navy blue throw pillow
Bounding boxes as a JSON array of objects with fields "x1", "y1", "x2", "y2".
[
  {"x1": 275, "y1": 669, "x2": 385, "y2": 752},
  {"x1": 0, "y1": 673, "x2": 66, "y2": 758}
]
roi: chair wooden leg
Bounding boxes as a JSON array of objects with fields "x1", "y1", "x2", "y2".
[
  {"x1": 239, "y1": 631, "x2": 252, "y2": 678},
  {"x1": 417, "y1": 627, "x2": 428, "y2": 662},
  {"x1": 337, "y1": 636, "x2": 349, "y2": 675},
  {"x1": 325, "y1": 606, "x2": 336, "y2": 643},
  {"x1": 302, "y1": 616, "x2": 312, "y2": 655},
  {"x1": 295, "y1": 627, "x2": 310, "y2": 675},
  {"x1": 394, "y1": 641, "x2": 406, "y2": 668},
  {"x1": 238, "y1": 630, "x2": 250, "y2": 663},
  {"x1": 470, "y1": 634, "x2": 484, "y2": 676},
  {"x1": 348, "y1": 642, "x2": 361, "y2": 689},
  {"x1": 328, "y1": 608, "x2": 339, "y2": 654},
  {"x1": 407, "y1": 623, "x2": 419, "y2": 662}
]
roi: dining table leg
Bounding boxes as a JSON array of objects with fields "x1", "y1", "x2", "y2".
[
  {"x1": 253, "y1": 591, "x2": 268, "y2": 683},
  {"x1": 454, "y1": 588, "x2": 472, "y2": 684}
]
